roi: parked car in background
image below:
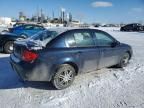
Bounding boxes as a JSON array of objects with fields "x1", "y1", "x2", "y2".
[
  {"x1": 13, "y1": 22, "x2": 26, "y2": 27},
  {"x1": 10, "y1": 28, "x2": 133, "y2": 89},
  {"x1": 9, "y1": 24, "x2": 46, "y2": 38},
  {"x1": 1, "y1": 22, "x2": 27, "y2": 33},
  {"x1": 120, "y1": 23, "x2": 143, "y2": 31},
  {"x1": 102, "y1": 24, "x2": 117, "y2": 27},
  {"x1": 0, "y1": 24, "x2": 46, "y2": 54},
  {"x1": 0, "y1": 32, "x2": 26, "y2": 53}
]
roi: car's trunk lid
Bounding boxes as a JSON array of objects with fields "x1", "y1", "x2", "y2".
[{"x1": 13, "y1": 39, "x2": 43, "y2": 59}]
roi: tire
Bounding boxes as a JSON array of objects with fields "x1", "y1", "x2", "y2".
[
  {"x1": 4, "y1": 41, "x2": 14, "y2": 54},
  {"x1": 117, "y1": 52, "x2": 130, "y2": 68},
  {"x1": 52, "y1": 64, "x2": 76, "y2": 90}
]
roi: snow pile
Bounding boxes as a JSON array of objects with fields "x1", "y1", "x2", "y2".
[{"x1": 0, "y1": 30, "x2": 144, "y2": 108}]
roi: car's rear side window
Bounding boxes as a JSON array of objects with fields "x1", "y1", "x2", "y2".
[{"x1": 66, "y1": 30, "x2": 95, "y2": 47}]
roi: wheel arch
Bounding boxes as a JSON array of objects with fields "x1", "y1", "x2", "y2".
[
  {"x1": 50, "y1": 61, "x2": 79, "y2": 81},
  {"x1": 126, "y1": 50, "x2": 132, "y2": 60},
  {"x1": 63, "y1": 62, "x2": 79, "y2": 75}
]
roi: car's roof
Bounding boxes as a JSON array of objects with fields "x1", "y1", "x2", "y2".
[
  {"x1": 15, "y1": 22, "x2": 26, "y2": 24},
  {"x1": 16, "y1": 23, "x2": 43, "y2": 27},
  {"x1": 23, "y1": 24, "x2": 43, "y2": 27},
  {"x1": 47, "y1": 27, "x2": 103, "y2": 34}
]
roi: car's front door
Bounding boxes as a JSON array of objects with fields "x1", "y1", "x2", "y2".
[
  {"x1": 66, "y1": 29, "x2": 100, "y2": 73},
  {"x1": 93, "y1": 31, "x2": 120, "y2": 69}
]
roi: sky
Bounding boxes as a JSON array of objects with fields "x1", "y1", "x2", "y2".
[{"x1": 0, "y1": 0, "x2": 143, "y2": 23}]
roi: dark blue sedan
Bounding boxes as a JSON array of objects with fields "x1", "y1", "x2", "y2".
[
  {"x1": 9, "y1": 24, "x2": 45, "y2": 37},
  {"x1": 10, "y1": 28, "x2": 133, "y2": 89}
]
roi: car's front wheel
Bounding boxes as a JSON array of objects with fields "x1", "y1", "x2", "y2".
[
  {"x1": 117, "y1": 52, "x2": 130, "y2": 68},
  {"x1": 52, "y1": 64, "x2": 76, "y2": 90},
  {"x1": 4, "y1": 41, "x2": 14, "y2": 54}
]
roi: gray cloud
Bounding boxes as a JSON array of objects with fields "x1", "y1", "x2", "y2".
[{"x1": 91, "y1": 1, "x2": 113, "y2": 8}]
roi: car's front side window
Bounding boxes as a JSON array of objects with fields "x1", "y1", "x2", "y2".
[
  {"x1": 67, "y1": 30, "x2": 95, "y2": 47},
  {"x1": 94, "y1": 32, "x2": 114, "y2": 47}
]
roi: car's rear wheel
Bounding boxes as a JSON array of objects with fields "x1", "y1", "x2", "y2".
[
  {"x1": 52, "y1": 64, "x2": 76, "y2": 90},
  {"x1": 4, "y1": 41, "x2": 14, "y2": 54},
  {"x1": 117, "y1": 52, "x2": 130, "y2": 68}
]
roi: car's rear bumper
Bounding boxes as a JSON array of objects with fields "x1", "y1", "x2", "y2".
[
  {"x1": 10, "y1": 54, "x2": 52, "y2": 81},
  {"x1": 10, "y1": 54, "x2": 28, "y2": 81}
]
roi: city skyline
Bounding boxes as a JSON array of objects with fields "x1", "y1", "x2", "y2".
[{"x1": 0, "y1": 0, "x2": 143, "y2": 23}]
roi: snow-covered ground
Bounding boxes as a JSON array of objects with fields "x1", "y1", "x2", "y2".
[
  {"x1": 95, "y1": 27, "x2": 120, "y2": 31},
  {"x1": 0, "y1": 29, "x2": 144, "y2": 108}
]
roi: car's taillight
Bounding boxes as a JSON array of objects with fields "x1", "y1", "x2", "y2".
[{"x1": 22, "y1": 50, "x2": 38, "y2": 62}]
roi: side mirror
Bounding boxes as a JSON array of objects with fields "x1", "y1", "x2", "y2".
[{"x1": 111, "y1": 41, "x2": 120, "y2": 47}]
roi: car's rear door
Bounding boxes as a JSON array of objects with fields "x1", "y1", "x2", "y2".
[
  {"x1": 93, "y1": 30, "x2": 120, "y2": 69},
  {"x1": 66, "y1": 29, "x2": 100, "y2": 73}
]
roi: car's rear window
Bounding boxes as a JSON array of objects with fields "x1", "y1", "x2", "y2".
[
  {"x1": 28, "y1": 29, "x2": 66, "y2": 47},
  {"x1": 31, "y1": 30, "x2": 58, "y2": 40}
]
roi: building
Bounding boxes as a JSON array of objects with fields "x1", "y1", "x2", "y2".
[
  {"x1": 19, "y1": 11, "x2": 26, "y2": 21},
  {"x1": 61, "y1": 8, "x2": 65, "y2": 23},
  {"x1": 66, "y1": 12, "x2": 72, "y2": 22},
  {"x1": 0, "y1": 17, "x2": 12, "y2": 25}
]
